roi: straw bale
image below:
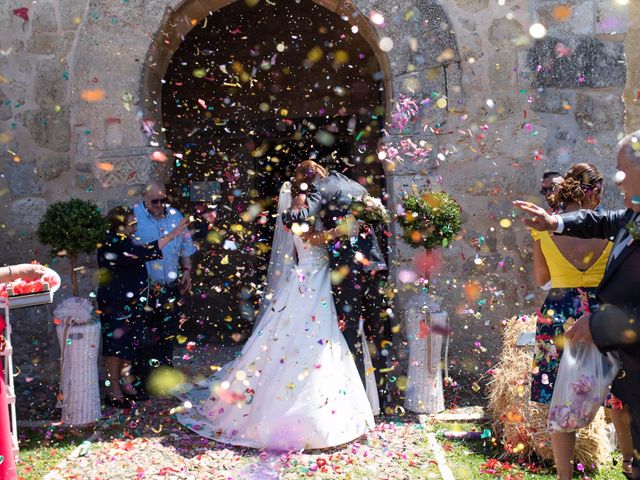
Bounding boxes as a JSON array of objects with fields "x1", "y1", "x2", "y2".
[{"x1": 487, "y1": 315, "x2": 610, "y2": 467}]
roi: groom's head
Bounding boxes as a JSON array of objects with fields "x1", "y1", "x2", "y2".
[{"x1": 292, "y1": 160, "x2": 328, "y2": 194}]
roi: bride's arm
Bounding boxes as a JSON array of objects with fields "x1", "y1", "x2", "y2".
[
  {"x1": 292, "y1": 193, "x2": 356, "y2": 245},
  {"x1": 300, "y1": 217, "x2": 359, "y2": 246}
]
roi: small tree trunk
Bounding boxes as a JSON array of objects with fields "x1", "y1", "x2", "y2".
[{"x1": 70, "y1": 252, "x2": 79, "y2": 297}]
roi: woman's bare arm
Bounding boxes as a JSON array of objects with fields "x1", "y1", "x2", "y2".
[{"x1": 533, "y1": 240, "x2": 551, "y2": 286}]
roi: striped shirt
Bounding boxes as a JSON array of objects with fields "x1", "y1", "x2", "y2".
[{"x1": 132, "y1": 203, "x2": 197, "y2": 283}]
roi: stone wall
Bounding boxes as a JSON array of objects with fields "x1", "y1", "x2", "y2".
[{"x1": 0, "y1": 0, "x2": 631, "y2": 408}]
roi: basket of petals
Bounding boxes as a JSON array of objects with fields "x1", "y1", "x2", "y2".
[{"x1": 0, "y1": 267, "x2": 61, "y2": 309}]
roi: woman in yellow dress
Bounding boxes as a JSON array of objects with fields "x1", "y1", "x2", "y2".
[{"x1": 530, "y1": 163, "x2": 633, "y2": 479}]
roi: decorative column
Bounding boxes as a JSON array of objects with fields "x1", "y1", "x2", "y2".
[{"x1": 403, "y1": 290, "x2": 447, "y2": 414}]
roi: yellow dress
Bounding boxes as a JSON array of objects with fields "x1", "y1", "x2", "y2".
[
  {"x1": 531, "y1": 230, "x2": 612, "y2": 288},
  {"x1": 529, "y1": 230, "x2": 612, "y2": 404}
]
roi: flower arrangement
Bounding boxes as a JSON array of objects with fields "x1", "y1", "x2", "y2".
[
  {"x1": 350, "y1": 194, "x2": 391, "y2": 224},
  {"x1": 398, "y1": 191, "x2": 462, "y2": 251},
  {"x1": 626, "y1": 219, "x2": 640, "y2": 241}
]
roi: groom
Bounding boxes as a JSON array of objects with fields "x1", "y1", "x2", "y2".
[{"x1": 283, "y1": 160, "x2": 389, "y2": 406}]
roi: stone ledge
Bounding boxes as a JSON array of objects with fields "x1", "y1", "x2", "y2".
[{"x1": 92, "y1": 146, "x2": 165, "y2": 188}]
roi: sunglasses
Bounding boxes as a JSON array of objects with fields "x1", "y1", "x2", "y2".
[
  {"x1": 539, "y1": 187, "x2": 555, "y2": 195},
  {"x1": 149, "y1": 197, "x2": 168, "y2": 205}
]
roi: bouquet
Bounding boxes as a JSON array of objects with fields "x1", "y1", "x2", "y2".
[
  {"x1": 398, "y1": 191, "x2": 462, "y2": 251},
  {"x1": 350, "y1": 194, "x2": 391, "y2": 224}
]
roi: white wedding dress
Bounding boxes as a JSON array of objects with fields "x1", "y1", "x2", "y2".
[{"x1": 175, "y1": 229, "x2": 375, "y2": 450}]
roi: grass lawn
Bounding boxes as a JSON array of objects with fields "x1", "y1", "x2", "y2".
[
  {"x1": 16, "y1": 425, "x2": 94, "y2": 480},
  {"x1": 427, "y1": 422, "x2": 627, "y2": 480},
  {"x1": 13, "y1": 415, "x2": 629, "y2": 480}
]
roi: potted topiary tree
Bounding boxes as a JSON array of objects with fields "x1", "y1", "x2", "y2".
[
  {"x1": 37, "y1": 198, "x2": 106, "y2": 297},
  {"x1": 397, "y1": 189, "x2": 462, "y2": 415},
  {"x1": 37, "y1": 198, "x2": 106, "y2": 425}
]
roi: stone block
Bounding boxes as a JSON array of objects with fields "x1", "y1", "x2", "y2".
[
  {"x1": 381, "y1": 134, "x2": 440, "y2": 175},
  {"x1": 531, "y1": 89, "x2": 575, "y2": 114},
  {"x1": 35, "y1": 60, "x2": 68, "y2": 107},
  {"x1": 459, "y1": 18, "x2": 477, "y2": 33},
  {"x1": 378, "y1": 1, "x2": 460, "y2": 74},
  {"x1": 59, "y1": 0, "x2": 87, "y2": 30},
  {"x1": 17, "y1": 106, "x2": 71, "y2": 152},
  {"x1": 92, "y1": 147, "x2": 156, "y2": 187},
  {"x1": 595, "y1": 0, "x2": 628, "y2": 34},
  {"x1": 535, "y1": 1, "x2": 594, "y2": 36},
  {"x1": 8, "y1": 198, "x2": 48, "y2": 230},
  {"x1": 488, "y1": 17, "x2": 526, "y2": 48},
  {"x1": 391, "y1": 69, "x2": 447, "y2": 133},
  {"x1": 27, "y1": 32, "x2": 75, "y2": 57},
  {"x1": 75, "y1": 173, "x2": 96, "y2": 190},
  {"x1": 488, "y1": 53, "x2": 517, "y2": 90},
  {"x1": 37, "y1": 156, "x2": 70, "y2": 180},
  {"x1": 0, "y1": 91, "x2": 12, "y2": 121},
  {"x1": 452, "y1": 0, "x2": 489, "y2": 13},
  {"x1": 4, "y1": 160, "x2": 44, "y2": 196},
  {"x1": 387, "y1": 173, "x2": 439, "y2": 210},
  {"x1": 444, "y1": 62, "x2": 464, "y2": 113},
  {"x1": 527, "y1": 37, "x2": 626, "y2": 88},
  {"x1": 74, "y1": 161, "x2": 92, "y2": 173},
  {"x1": 32, "y1": 0, "x2": 58, "y2": 33},
  {"x1": 574, "y1": 92, "x2": 625, "y2": 131}
]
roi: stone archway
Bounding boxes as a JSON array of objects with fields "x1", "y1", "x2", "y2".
[
  {"x1": 140, "y1": 0, "x2": 394, "y2": 183},
  {"x1": 70, "y1": 0, "x2": 461, "y2": 203},
  {"x1": 158, "y1": 0, "x2": 391, "y2": 340},
  {"x1": 69, "y1": 0, "x2": 462, "y2": 342}
]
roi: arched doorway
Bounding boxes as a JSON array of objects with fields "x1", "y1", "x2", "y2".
[{"x1": 160, "y1": 0, "x2": 388, "y2": 343}]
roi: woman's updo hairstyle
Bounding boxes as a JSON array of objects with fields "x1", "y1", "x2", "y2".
[{"x1": 548, "y1": 162, "x2": 603, "y2": 210}]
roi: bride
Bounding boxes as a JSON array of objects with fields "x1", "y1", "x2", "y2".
[{"x1": 174, "y1": 177, "x2": 376, "y2": 450}]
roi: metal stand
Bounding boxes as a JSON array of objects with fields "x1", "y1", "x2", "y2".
[{"x1": 1, "y1": 299, "x2": 19, "y2": 459}]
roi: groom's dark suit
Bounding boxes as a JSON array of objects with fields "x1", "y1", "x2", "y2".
[
  {"x1": 283, "y1": 171, "x2": 388, "y2": 396},
  {"x1": 560, "y1": 208, "x2": 640, "y2": 476}
]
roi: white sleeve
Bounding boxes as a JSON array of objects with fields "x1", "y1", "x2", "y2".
[{"x1": 553, "y1": 215, "x2": 564, "y2": 234}]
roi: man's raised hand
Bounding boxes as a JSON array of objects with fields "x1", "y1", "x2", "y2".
[{"x1": 513, "y1": 200, "x2": 558, "y2": 231}]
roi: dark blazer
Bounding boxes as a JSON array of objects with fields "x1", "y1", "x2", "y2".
[
  {"x1": 97, "y1": 236, "x2": 163, "y2": 304},
  {"x1": 282, "y1": 171, "x2": 387, "y2": 271},
  {"x1": 560, "y1": 208, "x2": 640, "y2": 368}
]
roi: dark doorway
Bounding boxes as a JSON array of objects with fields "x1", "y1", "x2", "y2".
[{"x1": 161, "y1": 0, "x2": 386, "y2": 344}]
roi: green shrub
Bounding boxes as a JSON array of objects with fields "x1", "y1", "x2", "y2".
[{"x1": 37, "y1": 198, "x2": 106, "y2": 296}]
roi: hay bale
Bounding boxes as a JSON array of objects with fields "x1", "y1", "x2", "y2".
[{"x1": 487, "y1": 315, "x2": 610, "y2": 467}]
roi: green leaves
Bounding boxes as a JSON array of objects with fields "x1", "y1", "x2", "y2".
[
  {"x1": 398, "y1": 191, "x2": 462, "y2": 251},
  {"x1": 37, "y1": 198, "x2": 107, "y2": 257}
]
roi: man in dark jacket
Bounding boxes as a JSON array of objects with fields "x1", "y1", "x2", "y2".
[{"x1": 515, "y1": 130, "x2": 640, "y2": 478}]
